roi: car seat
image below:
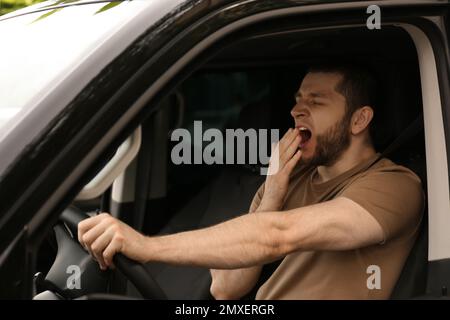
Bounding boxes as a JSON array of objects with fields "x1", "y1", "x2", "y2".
[
  {"x1": 131, "y1": 97, "x2": 272, "y2": 299},
  {"x1": 371, "y1": 61, "x2": 428, "y2": 298}
]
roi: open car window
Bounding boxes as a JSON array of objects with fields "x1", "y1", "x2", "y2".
[{"x1": 0, "y1": 0, "x2": 151, "y2": 137}]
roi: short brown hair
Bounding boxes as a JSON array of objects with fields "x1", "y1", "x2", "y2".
[
  {"x1": 308, "y1": 63, "x2": 378, "y2": 144},
  {"x1": 308, "y1": 63, "x2": 377, "y2": 116}
]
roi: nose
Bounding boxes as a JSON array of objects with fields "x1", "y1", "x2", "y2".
[{"x1": 290, "y1": 103, "x2": 309, "y2": 119}]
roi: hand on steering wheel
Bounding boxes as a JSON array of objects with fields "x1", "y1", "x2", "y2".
[
  {"x1": 78, "y1": 213, "x2": 148, "y2": 271},
  {"x1": 61, "y1": 206, "x2": 167, "y2": 299}
]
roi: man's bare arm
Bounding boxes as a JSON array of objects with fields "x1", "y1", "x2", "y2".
[
  {"x1": 135, "y1": 197, "x2": 383, "y2": 267},
  {"x1": 78, "y1": 197, "x2": 384, "y2": 270},
  {"x1": 77, "y1": 128, "x2": 384, "y2": 295}
]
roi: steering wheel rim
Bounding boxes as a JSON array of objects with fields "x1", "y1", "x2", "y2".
[{"x1": 60, "y1": 206, "x2": 167, "y2": 300}]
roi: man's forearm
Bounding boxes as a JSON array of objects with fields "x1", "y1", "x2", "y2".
[{"x1": 142, "y1": 210, "x2": 285, "y2": 269}]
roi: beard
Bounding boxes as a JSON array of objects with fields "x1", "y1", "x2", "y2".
[{"x1": 300, "y1": 113, "x2": 352, "y2": 168}]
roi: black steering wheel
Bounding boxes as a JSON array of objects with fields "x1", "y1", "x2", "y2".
[{"x1": 57, "y1": 206, "x2": 167, "y2": 300}]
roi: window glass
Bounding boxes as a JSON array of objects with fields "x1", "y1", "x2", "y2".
[{"x1": 0, "y1": 1, "x2": 151, "y2": 132}]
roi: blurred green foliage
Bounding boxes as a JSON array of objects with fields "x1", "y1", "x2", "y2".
[
  {"x1": 1, "y1": 1, "x2": 122, "y2": 17},
  {"x1": 0, "y1": 0, "x2": 47, "y2": 16}
]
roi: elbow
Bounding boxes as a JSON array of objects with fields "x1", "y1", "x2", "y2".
[
  {"x1": 263, "y1": 216, "x2": 294, "y2": 259},
  {"x1": 210, "y1": 285, "x2": 229, "y2": 300},
  {"x1": 210, "y1": 279, "x2": 235, "y2": 300}
]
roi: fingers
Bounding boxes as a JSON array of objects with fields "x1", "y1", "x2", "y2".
[
  {"x1": 78, "y1": 213, "x2": 110, "y2": 246},
  {"x1": 281, "y1": 134, "x2": 301, "y2": 164},
  {"x1": 103, "y1": 237, "x2": 123, "y2": 268},
  {"x1": 280, "y1": 127, "x2": 294, "y2": 142},
  {"x1": 77, "y1": 213, "x2": 119, "y2": 270},
  {"x1": 79, "y1": 218, "x2": 110, "y2": 250},
  {"x1": 90, "y1": 227, "x2": 115, "y2": 270},
  {"x1": 279, "y1": 128, "x2": 299, "y2": 153},
  {"x1": 273, "y1": 128, "x2": 301, "y2": 170},
  {"x1": 284, "y1": 149, "x2": 302, "y2": 174}
]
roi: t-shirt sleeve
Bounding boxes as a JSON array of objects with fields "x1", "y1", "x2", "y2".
[
  {"x1": 249, "y1": 183, "x2": 265, "y2": 213},
  {"x1": 340, "y1": 166, "x2": 424, "y2": 243}
]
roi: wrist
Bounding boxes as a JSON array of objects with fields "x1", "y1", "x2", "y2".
[
  {"x1": 139, "y1": 235, "x2": 154, "y2": 263},
  {"x1": 257, "y1": 198, "x2": 283, "y2": 212}
]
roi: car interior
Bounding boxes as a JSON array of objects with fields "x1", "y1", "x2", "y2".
[{"x1": 35, "y1": 25, "x2": 427, "y2": 300}]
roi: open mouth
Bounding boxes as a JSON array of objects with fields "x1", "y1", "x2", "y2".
[{"x1": 298, "y1": 127, "x2": 312, "y2": 148}]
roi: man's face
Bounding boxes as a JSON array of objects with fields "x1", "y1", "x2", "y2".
[{"x1": 291, "y1": 71, "x2": 352, "y2": 167}]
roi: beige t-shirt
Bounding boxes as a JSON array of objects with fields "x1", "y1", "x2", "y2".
[{"x1": 252, "y1": 153, "x2": 424, "y2": 300}]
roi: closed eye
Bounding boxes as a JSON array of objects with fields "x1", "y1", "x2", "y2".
[
  {"x1": 311, "y1": 99, "x2": 324, "y2": 106},
  {"x1": 294, "y1": 93, "x2": 327, "y2": 106}
]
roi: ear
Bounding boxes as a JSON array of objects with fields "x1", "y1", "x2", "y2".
[{"x1": 351, "y1": 106, "x2": 374, "y2": 135}]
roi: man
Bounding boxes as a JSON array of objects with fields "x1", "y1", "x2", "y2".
[{"x1": 78, "y1": 64, "x2": 424, "y2": 299}]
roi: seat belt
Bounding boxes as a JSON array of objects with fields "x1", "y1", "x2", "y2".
[
  {"x1": 381, "y1": 114, "x2": 424, "y2": 158},
  {"x1": 365, "y1": 113, "x2": 424, "y2": 168}
]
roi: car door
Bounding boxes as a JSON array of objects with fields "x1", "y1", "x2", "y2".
[{"x1": 1, "y1": 0, "x2": 450, "y2": 300}]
